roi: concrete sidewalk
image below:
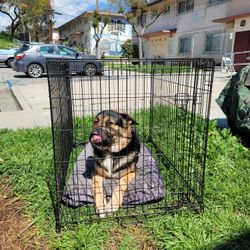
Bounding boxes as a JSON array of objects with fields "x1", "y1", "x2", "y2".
[
  {"x1": 0, "y1": 67, "x2": 230, "y2": 130},
  {"x1": 0, "y1": 78, "x2": 51, "y2": 129}
]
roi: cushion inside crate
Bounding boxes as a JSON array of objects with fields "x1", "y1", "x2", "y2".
[{"x1": 62, "y1": 142, "x2": 166, "y2": 207}]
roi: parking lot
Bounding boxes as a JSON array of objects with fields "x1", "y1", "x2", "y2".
[{"x1": 0, "y1": 63, "x2": 228, "y2": 129}]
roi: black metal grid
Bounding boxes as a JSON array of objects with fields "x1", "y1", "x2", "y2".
[{"x1": 47, "y1": 58, "x2": 215, "y2": 231}]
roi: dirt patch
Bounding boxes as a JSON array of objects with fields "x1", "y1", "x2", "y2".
[
  {"x1": 105, "y1": 224, "x2": 157, "y2": 250},
  {"x1": 0, "y1": 181, "x2": 48, "y2": 250}
]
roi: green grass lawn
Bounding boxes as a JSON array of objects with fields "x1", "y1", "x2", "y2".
[
  {"x1": 0, "y1": 32, "x2": 19, "y2": 49},
  {"x1": 104, "y1": 61, "x2": 193, "y2": 74},
  {"x1": 0, "y1": 120, "x2": 250, "y2": 249},
  {"x1": 104, "y1": 58, "x2": 213, "y2": 75}
]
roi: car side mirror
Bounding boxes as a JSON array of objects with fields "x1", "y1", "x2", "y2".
[{"x1": 75, "y1": 53, "x2": 79, "y2": 59}]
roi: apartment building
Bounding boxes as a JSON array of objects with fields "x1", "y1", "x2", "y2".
[
  {"x1": 138, "y1": 0, "x2": 250, "y2": 66},
  {"x1": 58, "y1": 11, "x2": 132, "y2": 56}
]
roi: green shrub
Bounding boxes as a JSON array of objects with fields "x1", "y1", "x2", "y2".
[{"x1": 121, "y1": 39, "x2": 139, "y2": 58}]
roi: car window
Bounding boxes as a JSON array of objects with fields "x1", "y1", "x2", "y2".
[
  {"x1": 16, "y1": 44, "x2": 31, "y2": 54},
  {"x1": 39, "y1": 46, "x2": 56, "y2": 54},
  {"x1": 58, "y1": 46, "x2": 76, "y2": 56}
]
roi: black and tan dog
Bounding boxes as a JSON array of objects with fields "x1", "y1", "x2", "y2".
[{"x1": 90, "y1": 110, "x2": 140, "y2": 217}]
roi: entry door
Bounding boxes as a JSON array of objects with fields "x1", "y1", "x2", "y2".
[{"x1": 233, "y1": 31, "x2": 250, "y2": 71}]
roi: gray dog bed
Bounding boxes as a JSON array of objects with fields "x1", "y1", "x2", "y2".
[{"x1": 62, "y1": 143, "x2": 166, "y2": 207}]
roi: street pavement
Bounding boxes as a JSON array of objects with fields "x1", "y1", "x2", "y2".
[{"x1": 0, "y1": 63, "x2": 230, "y2": 130}]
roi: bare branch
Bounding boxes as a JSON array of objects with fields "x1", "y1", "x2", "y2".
[
  {"x1": 145, "y1": 12, "x2": 161, "y2": 29},
  {"x1": 99, "y1": 22, "x2": 108, "y2": 38},
  {"x1": 0, "y1": 8, "x2": 14, "y2": 21}
]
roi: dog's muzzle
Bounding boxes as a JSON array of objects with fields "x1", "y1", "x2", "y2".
[{"x1": 90, "y1": 128, "x2": 112, "y2": 145}]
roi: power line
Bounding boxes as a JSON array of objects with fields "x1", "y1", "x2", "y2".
[
  {"x1": 53, "y1": 0, "x2": 94, "y2": 9},
  {"x1": 52, "y1": 0, "x2": 94, "y2": 18},
  {"x1": 54, "y1": 0, "x2": 78, "y2": 9}
]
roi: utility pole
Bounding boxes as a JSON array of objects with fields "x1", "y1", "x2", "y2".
[
  {"x1": 48, "y1": 0, "x2": 52, "y2": 43},
  {"x1": 96, "y1": 0, "x2": 100, "y2": 58},
  {"x1": 96, "y1": 0, "x2": 99, "y2": 11}
]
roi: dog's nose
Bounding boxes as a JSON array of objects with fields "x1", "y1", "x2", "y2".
[
  {"x1": 91, "y1": 128, "x2": 103, "y2": 144},
  {"x1": 93, "y1": 128, "x2": 102, "y2": 135}
]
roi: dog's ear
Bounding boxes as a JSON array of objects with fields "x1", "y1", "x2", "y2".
[{"x1": 120, "y1": 113, "x2": 138, "y2": 126}]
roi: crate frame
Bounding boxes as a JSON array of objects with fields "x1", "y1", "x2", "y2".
[{"x1": 47, "y1": 58, "x2": 215, "y2": 231}]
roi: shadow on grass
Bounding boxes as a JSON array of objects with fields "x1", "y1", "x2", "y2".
[
  {"x1": 212, "y1": 231, "x2": 250, "y2": 250},
  {"x1": 215, "y1": 118, "x2": 250, "y2": 148}
]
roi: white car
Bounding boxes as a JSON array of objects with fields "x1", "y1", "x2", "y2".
[{"x1": 0, "y1": 48, "x2": 18, "y2": 68}]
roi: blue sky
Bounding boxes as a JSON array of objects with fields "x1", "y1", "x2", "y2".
[
  {"x1": 0, "y1": 0, "x2": 109, "y2": 30},
  {"x1": 52, "y1": 0, "x2": 109, "y2": 27}
]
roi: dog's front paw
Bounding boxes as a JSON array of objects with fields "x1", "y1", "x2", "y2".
[
  {"x1": 96, "y1": 207, "x2": 107, "y2": 218},
  {"x1": 105, "y1": 202, "x2": 119, "y2": 214}
]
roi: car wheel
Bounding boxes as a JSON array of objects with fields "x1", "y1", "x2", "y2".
[
  {"x1": 27, "y1": 63, "x2": 43, "y2": 78},
  {"x1": 83, "y1": 63, "x2": 97, "y2": 76},
  {"x1": 6, "y1": 58, "x2": 14, "y2": 68}
]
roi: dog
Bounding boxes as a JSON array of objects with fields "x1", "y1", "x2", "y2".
[{"x1": 90, "y1": 110, "x2": 140, "y2": 217}]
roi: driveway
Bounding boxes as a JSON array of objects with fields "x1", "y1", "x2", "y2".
[{"x1": 0, "y1": 63, "x2": 228, "y2": 129}]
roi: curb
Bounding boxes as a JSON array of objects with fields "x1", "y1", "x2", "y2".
[{"x1": 11, "y1": 85, "x2": 32, "y2": 111}]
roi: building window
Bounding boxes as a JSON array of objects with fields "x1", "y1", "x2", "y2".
[
  {"x1": 207, "y1": 0, "x2": 229, "y2": 6},
  {"x1": 204, "y1": 32, "x2": 221, "y2": 53},
  {"x1": 179, "y1": 36, "x2": 192, "y2": 54},
  {"x1": 177, "y1": 0, "x2": 194, "y2": 14},
  {"x1": 240, "y1": 20, "x2": 246, "y2": 27}
]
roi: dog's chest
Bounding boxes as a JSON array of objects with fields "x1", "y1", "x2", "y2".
[
  {"x1": 102, "y1": 154, "x2": 113, "y2": 176},
  {"x1": 96, "y1": 151, "x2": 136, "y2": 178}
]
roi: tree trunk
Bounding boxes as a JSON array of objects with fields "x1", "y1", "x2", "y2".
[
  {"x1": 138, "y1": 36, "x2": 143, "y2": 59},
  {"x1": 138, "y1": 36, "x2": 144, "y2": 67},
  {"x1": 10, "y1": 20, "x2": 16, "y2": 37},
  {"x1": 11, "y1": 26, "x2": 15, "y2": 37},
  {"x1": 138, "y1": 27, "x2": 146, "y2": 67},
  {"x1": 95, "y1": 41, "x2": 100, "y2": 59},
  {"x1": 11, "y1": 21, "x2": 21, "y2": 38}
]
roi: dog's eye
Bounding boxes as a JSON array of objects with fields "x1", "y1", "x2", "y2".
[
  {"x1": 94, "y1": 120, "x2": 98, "y2": 125},
  {"x1": 106, "y1": 121, "x2": 114, "y2": 126}
]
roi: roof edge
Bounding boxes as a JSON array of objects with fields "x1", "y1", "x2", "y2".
[
  {"x1": 57, "y1": 11, "x2": 124, "y2": 29},
  {"x1": 143, "y1": 28, "x2": 177, "y2": 38},
  {"x1": 213, "y1": 12, "x2": 250, "y2": 23}
]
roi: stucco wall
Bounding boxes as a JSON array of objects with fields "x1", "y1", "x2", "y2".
[
  {"x1": 234, "y1": 16, "x2": 250, "y2": 33},
  {"x1": 142, "y1": 0, "x2": 250, "y2": 63},
  {"x1": 58, "y1": 13, "x2": 132, "y2": 56}
]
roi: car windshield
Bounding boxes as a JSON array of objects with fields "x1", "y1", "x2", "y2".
[{"x1": 58, "y1": 46, "x2": 77, "y2": 56}]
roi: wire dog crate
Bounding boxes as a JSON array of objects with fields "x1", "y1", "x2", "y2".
[{"x1": 47, "y1": 58, "x2": 214, "y2": 231}]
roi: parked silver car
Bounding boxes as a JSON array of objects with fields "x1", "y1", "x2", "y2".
[
  {"x1": 0, "y1": 48, "x2": 18, "y2": 67},
  {"x1": 13, "y1": 44, "x2": 103, "y2": 78}
]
